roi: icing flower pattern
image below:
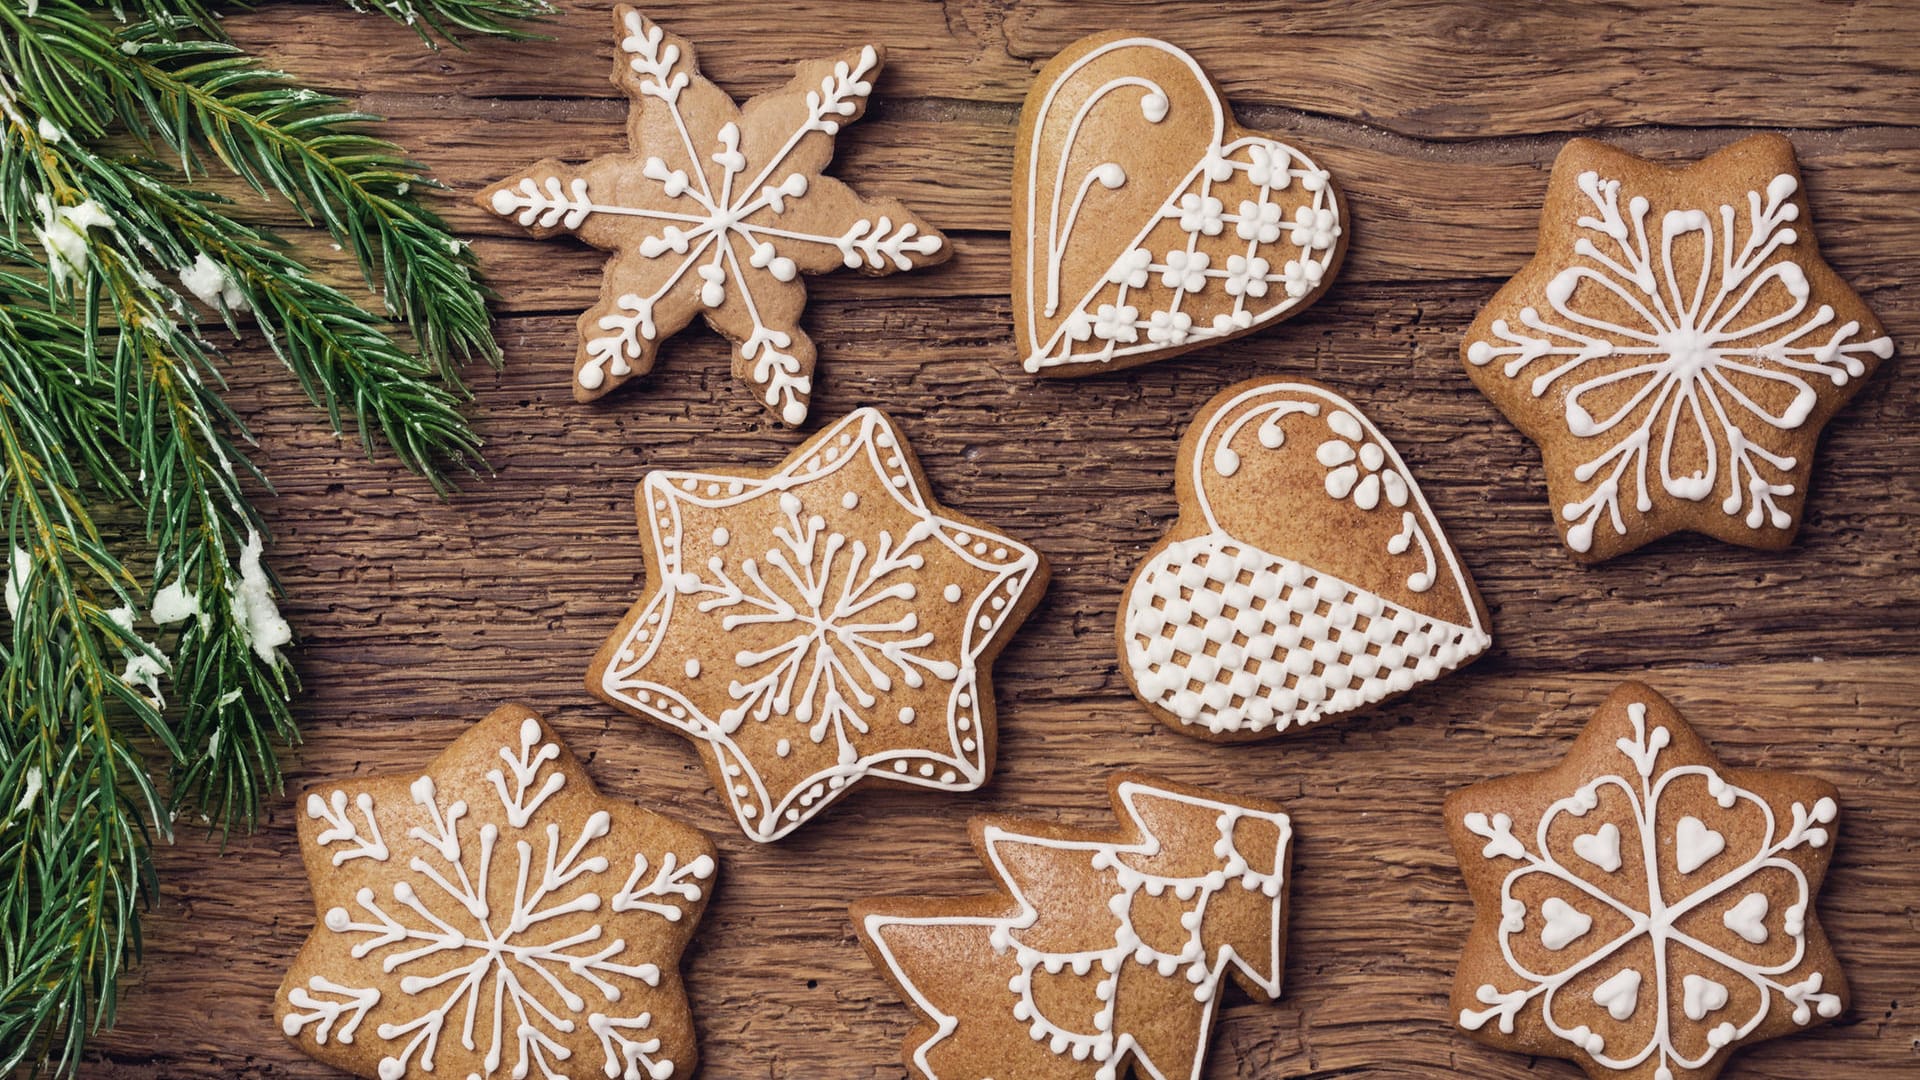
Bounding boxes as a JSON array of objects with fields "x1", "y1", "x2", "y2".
[
  {"x1": 1465, "y1": 147, "x2": 1893, "y2": 555},
  {"x1": 1319, "y1": 409, "x2": 1411, "y2": 511},
  {"x1": 1456, "y1": 692, "x2": 1845, "y2": 1079},
  {"x1": 482, "y1": 7, "x2": 946, "y2": 424}
]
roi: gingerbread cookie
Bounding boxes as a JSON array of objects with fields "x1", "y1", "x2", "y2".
[
  {"x1": 589, "y1": 408, "x2": 1048, "y2": 842},
  {"x1": 1448, "y1": 682, "x2": 1846, "y2": 1079},
  {"x1": 480, "y1": 6, "x2": 948, "y2": 424},
  {"x1": 1015, "y1": 32, "x2": 1346, "y2": 376},
  {"x1": 1463, "y1": 135, "x2": 1892, "y2": 562},
  {"x1": 1119, "y1": 378, "x2": 1491, "y2": 741},
  {"x1": 277, "y1": 705, "x2": 717, "y2": 1080},
  {"x1": 853, "y1": 773, "x2": 1292, "y2": 1080}
]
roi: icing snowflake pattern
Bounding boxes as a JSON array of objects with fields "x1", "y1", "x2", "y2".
[
  {"x1": 597, "y1": 409, "x2": 1045, "y2": 842},
  {"x1": 1466, "y1": 157, "x2": 1893, "y2": 554},
  {"x1": 1458, "y1": 696, "x2": 1843, "y2": 1078},
  {"x1": 281, "y1": 710, "x2": 716, "y2": 1080},
  {"x1": 859, "y1": 778, "x2": 1292, "y2": 1080},
  {"x1": 1019, "y1": 37, "x2": 1341, "y2": 374},
  {"x1": 483, "y1": 7, "x2": 945, "y2": 424}
]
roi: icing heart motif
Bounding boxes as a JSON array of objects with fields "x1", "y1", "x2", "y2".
[
  {"x1": 1121, "y1": 379, "x2": 1491, "y2": 739},
  {"x1": 1723, "y1": 892, "x2": 1771, "y2": 944},
  {"x1": 1683, "y1": 973, "x2": 1730, "y2": 1021},
  {"x1": 1592, "y1": 968, "x2": 1642, "y2": 1021},
  {"x1": 1572, "y1": 822, "x2": 1623, "y2": 873},
  {"x1": 1676, "y1": 814, "x2": 1726, "y2": 873},
  {"x1": 1539, "y1": 897, "x2": 1592, "y2": 951},
  {"x1": 1015, "y1": 33, "x2": 1346, "y2": 377}
]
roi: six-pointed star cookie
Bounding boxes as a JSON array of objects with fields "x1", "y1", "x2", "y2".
[
  {"x1": 1447, "y1": 682, "x2": 1846, "y2": 1080},
  {"x1": 589, "y1": 408, "x2": 1049, "y2": 842},
  {"x1": 479, "y1": 6, "x2": 948, "y2": 424},
  {"x1": 277, "y1": 705, "x2": 717, "y2": 1080},
  {"x1": 1462, "y1": 135, "x2": 1892, "y2": 562}
]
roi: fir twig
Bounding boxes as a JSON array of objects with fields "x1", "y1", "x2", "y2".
[{"x1": 0, "y1": 0, "x2": 544, "y2": 1069}]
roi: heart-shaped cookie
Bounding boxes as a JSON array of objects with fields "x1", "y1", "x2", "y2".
[
  {"x1": 1014, "y1": 33, "x2": 1347, "y2": 377},
  {"x1": 1119, "y1": 379, "x2": 1491, "y2": 740}
]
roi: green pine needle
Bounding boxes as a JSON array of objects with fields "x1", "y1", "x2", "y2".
[{"x1": 0, "y1": 0, "x2": 540, "y2": 1070}]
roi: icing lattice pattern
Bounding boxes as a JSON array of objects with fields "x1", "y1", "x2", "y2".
[{"x1": 1126, "y1": 536, "x2": 1489, "y2": 735}]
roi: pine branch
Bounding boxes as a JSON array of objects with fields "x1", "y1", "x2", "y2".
[
  {"x1": 345, "y1": 0, "x2": 557, "y2": 49},
  {"x1": 6, "y1": 4, "x2": 504, "y2": 384},
  {"x1": 0, "y1": 1, "x2": 545, "y2": 1069},
  {"x1": 0, "y1": 267, "x2": 172, "y2": 1073}
]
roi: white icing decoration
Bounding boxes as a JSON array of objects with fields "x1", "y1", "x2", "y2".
[
  {"x1": 1675, "y1": 815, "x2": 1725, "y2": 874},
  {"x1": 307, "y1": 789, "x2": 390, "y2": 866},
  {"x1": 1124, "y1": 383, "x2": 1488, "y2": 735},
  {"x1": 1539, "y1": 897, "x2": 1592, "y2": 951},
  {"x1": 1465, "y1": 168, "x2": 1895, "y2": 552},
  {"x1": 1592, "y1": 969, "x2": 1641, "y2": 1022},
  {"x1": 861, "y1": 780, "x2": 1290, "y2": 1080},
  {"x1": 485, "y1": 11, "x2": 942, "y2": 425},
  {"x1": 301, "y1": 717, "x2": 710, "y2": 1080},
  {"x1": 1459, "y1": 697, "x2": 1844, "y2": 1075},
  {"x1": 282, "y1": 977, "x2": 381, "y2": 1045},
  {"x1": 1723, "y1": 892, "x2": 1770, "y2": 945},
  {"x1": 600, "y1": 409, "x2": 1043, "y2": 842},
  {"x1": 1573, "y1": 822, "x2": 1622, "y2": 873},
  {"x1": 1021, "y1": 39, "x2": 1341, "y2": 374},
  {"x1": 1311, "y1": 408, "x2": 1431, "y2": 591},
  {"x1": 1683, "y1": 974, "x2": 1729, "y2": 1021}
]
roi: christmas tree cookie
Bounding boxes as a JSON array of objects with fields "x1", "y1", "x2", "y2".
[{"x1": 854, "y1": 773, "x2": 1292, "y2": 1080}]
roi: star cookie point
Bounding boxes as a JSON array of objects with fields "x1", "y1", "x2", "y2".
[
  {"x1": 1463, "y1": 135, "x2": 1892, "y2": 562},
  {"x1": 1448, "y1": 682, "x2": 1847, "y2": 1079},
  {"x1": 590, "y1": 408, "x2": 1048, "y2": 842},
  {"x1": 479, "y1": 7, "x2": 948, "y2": 423}
]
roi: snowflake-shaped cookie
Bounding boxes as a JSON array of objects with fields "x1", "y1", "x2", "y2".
[
  {"x1": 479, "y1": 6, "x2": 947, "y2": 424},
  {"x1": 1463, "y1": 135, "x2": 1892, "y2": 561},
  {"x1": 853, "y1": 773, "x2": 1292, "y2": 1080},
  {"x1": 1447, "y1": 683, "x2": 1846, "y2": 1079},
  {"x1": 589, "y1": 408, "x2": 1048, "y2": 842},
  {"x1": 277, "y1": 705, "x2": 717, "y2": 1080}
]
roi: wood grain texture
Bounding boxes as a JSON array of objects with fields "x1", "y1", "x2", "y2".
[{"x1": 80, "y1": 2, "x2": 1918, "y2": 1077}]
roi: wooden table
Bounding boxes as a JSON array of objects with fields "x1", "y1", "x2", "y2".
[{"x1": 84, "y1": 2, "x2": 1919, "y2": 1076}]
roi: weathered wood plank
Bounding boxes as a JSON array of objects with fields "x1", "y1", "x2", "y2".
[
  {"x1": 250, "y1": 109, "x2": 1920, "y2": 303},
  {"x1": 228, "y1": 1, "x2": 1920, "y2": 138},
  {"x1": 68, "y1": 1, "x2": 1920, "y2": 1077}
]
